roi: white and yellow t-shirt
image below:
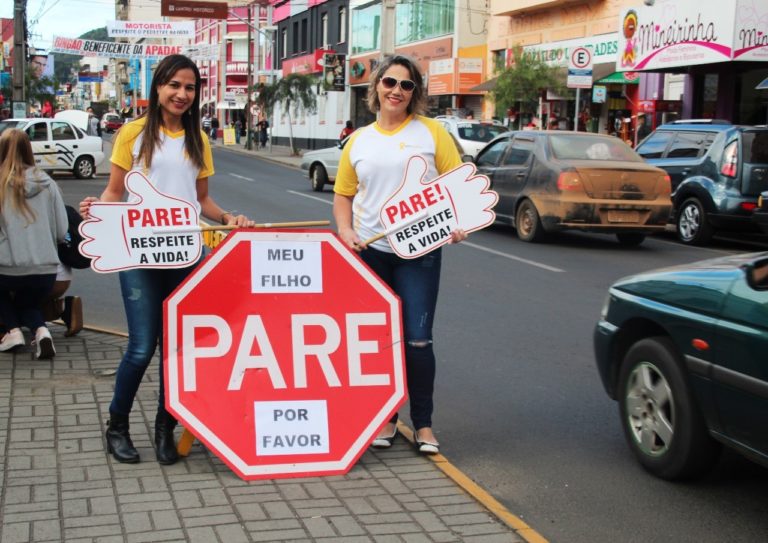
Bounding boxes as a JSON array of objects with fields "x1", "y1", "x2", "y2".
[
  {"x1": 334, "y1": 114, "x2": 460, "y2": 252},
  {"x1": 111, "y1": 117, "x2": 214, "y2": 213}
]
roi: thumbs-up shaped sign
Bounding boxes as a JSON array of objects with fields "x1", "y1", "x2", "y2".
[
  {"x1": 379, "y1": 156, "x2": 498, "y2": 259},
  {"x1": 79, "y1": 171, "x2": 202, "y2": 273}
]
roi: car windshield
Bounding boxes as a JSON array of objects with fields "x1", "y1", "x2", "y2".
[
  {"x1": 0, "y1": 120, "x2": 23, "y2": 134},
  {"x1": 457, "y1": 124, "x2": 505, "y2": 143},
  {"x1": 549, "y1": 134, "x2": 642, "y2": 162}
]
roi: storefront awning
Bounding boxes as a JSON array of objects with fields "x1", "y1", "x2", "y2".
[
  {"x1": 468, "y1": 77, "x2": 497, "y2": 92},
  {"x1": 596, "y1": 72, "x2": 639, "y2": 85},
  {"x1": 757, "y1": 77, "x2": 768, "y2": 90},
  {"x1": 216, "y1": 101, "x2": 246, "y2": 110}
]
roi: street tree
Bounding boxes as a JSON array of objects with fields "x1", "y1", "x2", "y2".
[
  {"x1": 490, "y1": 45, "x2": 566, "y2": 129},
  {"x1": 255, "y1": 73, "x2": 317, "y2": 155}
]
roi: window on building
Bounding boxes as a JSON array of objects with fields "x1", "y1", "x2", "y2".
[
  {"x1": 232, "y1": 39, "x2": 248, "y2": 62},
  {"x1": 281, "y1": 29, "x2": 287, "y2": 58},
  {"x1": 395, "y1": 0, "x2": 454, "y2": 46},
  {"x1": 301, "y1": 19, "x2": 308, "y2": 52},
  {"x1": 338, "y1": 7, "x2": 347, "y2": 43},
  {"x1": 293, "y1": 22, "x2": 299, "y2": 54},
  {"x1": 352, "y1": 3, "x2": 381, "y2": 55},
  {"x1": 321, "y1": 13, "x2": 328, "y2": 48}
]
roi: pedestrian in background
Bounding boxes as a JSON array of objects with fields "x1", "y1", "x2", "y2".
[
  {"x1": 234, "y1": 118, "x2": 242, "y2": 145},
  {"x1": 201, "y1": 112, "x2": 211, "y2": 135},
  {"x1": 86, "y1": 107, "x2": 101, "y2": 137},
  {"x1": 0, "y1": 129, "x2": 68, "y2": 359},
  {"x1": 79, "y1": 55, "x2": 253, "y2": 466},
  {"x1": 210, "y1": 115, "x2": 219, "y2": 141},
  {"x1": 332, "y1": 55, "x2": 467, "y2": 455},
  {"x1": 339, "y1": 120, "x2": 355, "y2": 140},
  {"x1": 258, "y1": 118, "x2": 269, "y2": 148}
]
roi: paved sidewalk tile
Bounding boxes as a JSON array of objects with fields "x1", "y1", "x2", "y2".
[{"x1": 0, "y1": 326, "x2": 524, "y2": 543}]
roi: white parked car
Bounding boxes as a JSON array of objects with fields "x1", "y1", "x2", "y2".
[
  {"x1": 435, "y1": 116, "x2": 507, "y2": 159},
  {"x1": 300, "y1": 132, "x2": 469, "y2": 192},
  {"x1": 300, "y1": 137, "x2": 349, "y2": 192},
  {"x1": 0, "y1": 118, "x2": 105, "y2": 178}
]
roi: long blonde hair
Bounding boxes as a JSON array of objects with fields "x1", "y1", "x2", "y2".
[{"x1": 0, "y1": 129, "x2": 38, "y2": 223}]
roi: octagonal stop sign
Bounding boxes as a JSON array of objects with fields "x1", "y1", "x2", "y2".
[{"x1": 163, "y1": 230, "x2": 406, "y2": 480}]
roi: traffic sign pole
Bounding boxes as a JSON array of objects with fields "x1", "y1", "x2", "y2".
[{"x1": 574, "y1": 88, "x2": 580, "y2": 132}]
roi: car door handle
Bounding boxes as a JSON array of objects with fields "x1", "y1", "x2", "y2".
[
  {"x1": 516, "y1": 172, "x2": 526, "y2": 178},
  {"x1": 44, "y1": 144, "x2": 50, "y2": 148},
  {"x1": 73, "y1": 145, "x2": 78, "y2": 148}
]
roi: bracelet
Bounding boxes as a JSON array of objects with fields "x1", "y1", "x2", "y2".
[{"x1": 220, "y1": 212, "x2": 232, "y2": 225}]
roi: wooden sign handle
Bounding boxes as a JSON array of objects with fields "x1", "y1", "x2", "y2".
[{"x1": 199, "y1": 220, "x2": 330, "y2": 232}]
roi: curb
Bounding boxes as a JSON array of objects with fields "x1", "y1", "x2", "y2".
[{"x1": 213, "y1": 142, "x2": 303, "y2": 171}]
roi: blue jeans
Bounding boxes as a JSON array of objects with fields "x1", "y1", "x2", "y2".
[
  {"x1": 359, "y1": 247, "x2": 442, "y2": 429},
  {"x1": 110, "y1": 264, "x2": 197, "y2": 417},
  {"x1": 0, "y1": 273, "x2": 56, "y2": 331}
]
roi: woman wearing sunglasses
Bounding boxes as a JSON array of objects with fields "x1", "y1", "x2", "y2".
[{"x1": 333, "y1": 55, "x2": 467, "y2": 455}]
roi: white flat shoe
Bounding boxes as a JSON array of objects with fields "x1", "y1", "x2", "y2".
[
  {"x1": 0, "y1": 329, "x2": 25, "y2": 352},
  {"x1": 371, "y1": 426, "x2": 398, "y2": 449}
]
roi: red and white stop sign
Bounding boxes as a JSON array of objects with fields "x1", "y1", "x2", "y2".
[{"x1": 163, "y1": 230, "x2": 406, "y2": 480}]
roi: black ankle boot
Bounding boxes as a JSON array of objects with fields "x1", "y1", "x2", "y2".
[
  {"x1": 155, "y1": 410, "x2": 179, "y2": 465},
  {"x1": 106, "y1": 412, "x2": 140, "y2": 463}
]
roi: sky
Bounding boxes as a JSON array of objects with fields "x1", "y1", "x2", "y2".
[{"x1": 2, "y1": 0, "x2": 119, "y2": 52}]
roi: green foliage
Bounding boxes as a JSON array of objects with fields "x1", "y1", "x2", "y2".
[
  {"x1": 490, "y1": 44, "x2": 566, "y2": 119},
  {"x1": 254, "y1": 74, "x2": 319, "y2": 154}
]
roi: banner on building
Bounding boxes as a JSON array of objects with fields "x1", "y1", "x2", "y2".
[
  {"x1": 322, "y1": 54, "x2": 345, "y2": 92},
  {"x1": 107, "y1": 20, "x2": 195, "y2": 38},
  {"x1": 51, "y1": 36, "x2": 219, "y2": 61}
]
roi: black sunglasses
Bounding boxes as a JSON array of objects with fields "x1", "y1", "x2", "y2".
[{"x1": 380, "y1": 76, "x2": 416, "y2": 92}]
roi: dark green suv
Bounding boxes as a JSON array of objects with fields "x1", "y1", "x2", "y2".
[{"x1": 636, "y1": 121, "x2": 768, "y2": 245}]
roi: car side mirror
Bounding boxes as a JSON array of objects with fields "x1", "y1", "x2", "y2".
[
  {"x1": 745, "y1": 261, "x2": 768, "y2": 290},
  {"x1": 462, "y1": 154, "x2": 474, "y2": 163}
]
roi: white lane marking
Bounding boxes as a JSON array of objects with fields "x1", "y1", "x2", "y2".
[
  {"x1": 230, "y1": 173, "x2": 254, "y2": 181},
  {"x1": 288, "y1": 190, "x2": 332, "y2": 205},
  {"x1": 461, "y1": 241, "x2": 565, "y2": 272},
  {"x1": 286, "y1": 190, "x2": 564, "y2": 272}
]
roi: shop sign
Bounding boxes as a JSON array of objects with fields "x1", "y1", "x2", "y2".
[
  {"x1": 322, "y1": 54, "x2": 346, "y2": 92},
  {"x1": 592, "y1": 85, "x2": 607, "y2": 103},
  {"x1": 524, "y1": 33, "x2": 619, "y2": 67},
  {"x1": 107, "y1": 20, "x2": 195, "y2": 38},
  {"x1": 161, "y1": 0, "x2": 229, "y2": 20},
  {"x1": 282, "y1": 49, "x2": 333, "y2": 76},
  {"x1": 616, "y1": 0, "x2": 735, "y2": 71},
  {"x1": 427, "y1": 58, "x2": 483, "y2": 95},
  {"x1": 349, "y1": 39, "x2": 452, "y2": 86},
  {"x1": 733, "y1": 0, "x2": 768, "y2": 61}
]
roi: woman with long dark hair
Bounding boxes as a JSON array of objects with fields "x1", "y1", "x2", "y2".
[{"x1": 80, "y1": 54, "x2": 253, "y2": 465}]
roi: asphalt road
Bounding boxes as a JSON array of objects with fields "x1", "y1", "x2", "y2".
[{"x1": 55, "y1": 145, "x2": 768, "y2": 543}]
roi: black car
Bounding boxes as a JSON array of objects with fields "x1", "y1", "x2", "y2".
[
  {"x1": 636, "y1": 121, "x2": 768, "y2": 245},
  {"x1": 594, "y1": 252, "x2": 768, "y2": 479},
  {"x1": 473, "y1": 131, "x2": 671, "y2": 245}
]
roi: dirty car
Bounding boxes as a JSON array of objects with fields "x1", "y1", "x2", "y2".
[{"x1": 474, "y1": 131, "x2": 672, "y2": 245}]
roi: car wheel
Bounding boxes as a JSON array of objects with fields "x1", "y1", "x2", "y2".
[
  {"x1": 676, "y1": 197, "x2": 714, "y2": 246},
  {"x1": 616, "y1": 233, "x2": 646, "y2": 246},
  {"x1": 311, "y1": 165, "x2": 328, "y2": 192},
  {"x1": 515, "y1": 200, "x2": 545, "y2": 242},
  {"x1": 73, "y1": 156, "x2": 95, "y2": 179},
  {"x1": 618, "y1": 337, "x2": 720, "y2": 480}
]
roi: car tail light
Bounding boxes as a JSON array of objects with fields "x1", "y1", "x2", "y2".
[
  {"x1": 740, "y1": 202, "x2": 757, "y2": 212},
  {"x1": 557, "y1": 171, "x2": 583, "y2": 191},
  {"x1": 720, "y1": 142, "x2": 738, "y2": 178},
  {"x1": 659, "y1": 174, "x2": 672, "y2": 194}
]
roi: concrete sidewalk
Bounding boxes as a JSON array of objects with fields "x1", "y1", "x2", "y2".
[
  {"x1": 0, "y1": 325, "x2": 540, "y2": 543},
  {"x1": 210, "y1": 140, "x2": 305, "y2": 171}
]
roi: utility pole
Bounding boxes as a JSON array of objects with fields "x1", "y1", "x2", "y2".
[
  {"x1": 12, "y1": 0, "x2": 27, "y2": 117},
  {"x1": 246, "y1": 4, "x2": 253, "y2": 150},
  {"x1": 380, "y1": 0, "x2": 396, "y2": 58}
]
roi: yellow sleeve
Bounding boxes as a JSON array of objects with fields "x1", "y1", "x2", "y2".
[
  {"x1": 421, "y1": 116, "x2": 462, "y2": 174},
  {"x1": 333, "y1": 131, "x2": 361, "y2": 196},
  {"x1": 198, "y1": 131, "x2": 215, "y2": 179},
  {"x1": 110, "y1": 120, "x2": 142, "y2": 171}
]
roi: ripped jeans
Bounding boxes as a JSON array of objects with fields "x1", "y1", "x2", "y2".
[
  {"x1": 360, "y1": 247, "x2": 441, "y2": 430},
  {"x1": 109, "y1": 264, "x2": 198, "y2": 417}
]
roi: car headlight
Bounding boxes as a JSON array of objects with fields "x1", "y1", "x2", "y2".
[{"x1": 599, "y1": 292, "x2": 612, "y2": 320}]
